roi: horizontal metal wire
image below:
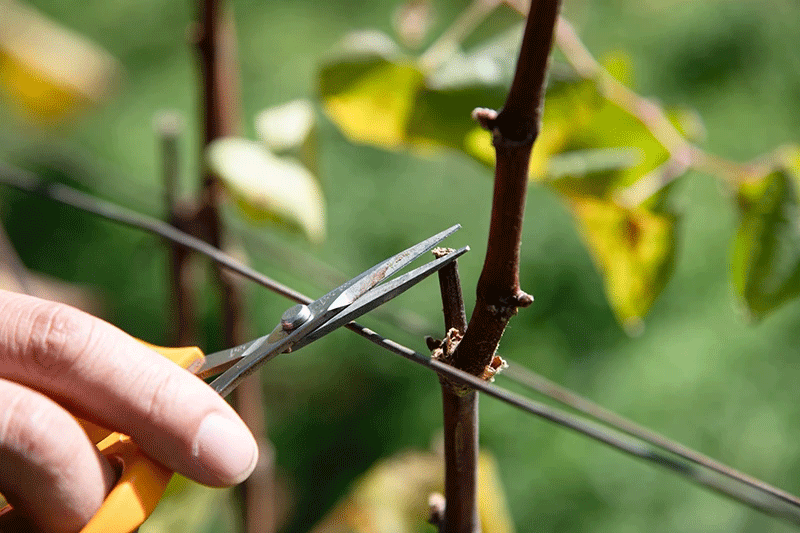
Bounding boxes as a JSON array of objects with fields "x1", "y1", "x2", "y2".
[{"x1": 2, "y1": 162, "x2": 800, "y2": 526}]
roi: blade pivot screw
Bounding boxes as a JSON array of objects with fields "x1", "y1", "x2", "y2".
[{"x1": 281, "y1": 304, "x2": 311, "y2": 331}]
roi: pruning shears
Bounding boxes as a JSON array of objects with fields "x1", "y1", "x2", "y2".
[{"x1": 0, "y1": 225, "x2": 467, "y2": 533}]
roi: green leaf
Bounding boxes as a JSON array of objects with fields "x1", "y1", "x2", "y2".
[
  {"x1": 569, "y1": 195, "x2": 676, "y2": 332},
  {"x1": 406, "y1": 84, "x2": 506, "y2": 151},
  {"x1": 426, "y1": 23, "x2": 523, "y2": 89},
  {"x1": 207, "y1": 137, "x2": 326, "y2": 243},
  {"x1": 404, "y1": 24, "x2": 521, "y2": 152},
  {"x1": 733, "y1": 158, "x2": 800, "y2": 319},
  {"x1": 318, "y1": 32, "x2": 424, "y2": 149},
  {"x1": 543, "y1": 79, "x2": 670, "y2": 195}
]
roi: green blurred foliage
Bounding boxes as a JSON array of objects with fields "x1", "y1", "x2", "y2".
[
  {"x1": 733, "y1": 150, "x2": 800, "y2": 319},
  {"x1": 1, "y1": 1, "x2": 800, "y2": 533}
]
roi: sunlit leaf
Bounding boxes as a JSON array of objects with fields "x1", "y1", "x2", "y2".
[
  {"x1": 255, "y1": 99, "x2": 315, "y2": 154},
  {"x1": 548, "y1": 147, "x2": 642, "y2": 178},
  {"x1": 426, "y1": 23, "x2": 523, "y2": 89},
  {"x1": 458, "y1": 76, "x2": 670, "y2": 192},
  {"x1": 543, "y1": 80, "x2": 669, "y2": 194},
  {"x1": 0, "y1": 0, "x2": 120, "y2": 122},
  {"x1": 404, "y1": 24, "x2": 521, "y2": 153},
  {"x1": 310, "y1": 450, "x2": 514, "y2": 533},
  {"x1": 732, "y1": 154, "x2": 800, "y2": 319},
  {"x1": 569, "y1": 195, "x2": 676, "y2": 332},
  {"x1": 207, "y1": 137, "x2": 326, "y2": 243},
  {"x1": 255, "y1": 98, "x2": 319, "y2": 176},
  {"x1": 319, "y1": 32, "x2": 424, "y2": 149}
]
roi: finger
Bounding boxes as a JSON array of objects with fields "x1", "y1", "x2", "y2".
[
  {"x1": 0, "y1": 379, "x2": 116, "y2": 533},
  {"x1": 0, "y1": 290, "x2": 258, "y2": 487}
]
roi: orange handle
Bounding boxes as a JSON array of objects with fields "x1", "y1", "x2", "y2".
[
  {"x1": 0, "y1": 342, "x2": 205, "y2": 533},
  {"x1": 80, "y1": 433, "x2": 173, "y2": 533}
]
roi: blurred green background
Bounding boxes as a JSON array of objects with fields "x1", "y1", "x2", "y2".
[{"x1": 2, "y1": 0, "x2": 800, "y2": 532}]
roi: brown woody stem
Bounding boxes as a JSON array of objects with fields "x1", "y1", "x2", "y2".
[
  {"x1": 441, "y1": 389, "x2": 479, "y2": 533},
  {"x1": 156, "y1": 113, "x2": 196, "y2": 346},
  {"x1": 195, "y1": 1, "x2": 273, "y2": 531},
  {"x1": 451, "y1": 0, "x2": 561, "y2": 377},
  {"x1": 432, "y1": 251, "x2": 477, "y2": 533}
]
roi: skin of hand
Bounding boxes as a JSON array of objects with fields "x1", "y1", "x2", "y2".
[{"x1": 0, "y1": 290, "x2": 259, "y2": 533}]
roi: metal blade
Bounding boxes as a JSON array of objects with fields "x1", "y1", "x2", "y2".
[
  {"x1": 325, "y1": 224, "x2": 461, "y2": 312},
  {"x1": 293, "y1": 246, "x2": 469, "y2": 350},
  {"x1": 206, "y1": 225, "x2": 462, "y2": 397}
]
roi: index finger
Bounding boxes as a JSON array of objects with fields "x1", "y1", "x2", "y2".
[{"x1": 0, "y1": 291, "x2": 258, "y2": 487}]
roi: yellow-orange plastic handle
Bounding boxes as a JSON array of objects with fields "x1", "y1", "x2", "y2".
[
  {"x1": 0, "y1": 342, "x2": 205, "y2": 533},
  {"x1": 79, "y1": 342, "x2": 205, "y2": 533}
]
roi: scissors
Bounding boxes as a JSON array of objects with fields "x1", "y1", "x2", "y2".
[{"x1": 0, "y1": 225, "x2": 467, "y2": 533}]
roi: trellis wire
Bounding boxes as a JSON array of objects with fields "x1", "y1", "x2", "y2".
[{"x1": 2, "y1": 162, "x2": 800, "y2": 526}]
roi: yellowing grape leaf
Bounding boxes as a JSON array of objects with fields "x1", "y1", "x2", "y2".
[
  {"x1": 310, "y1": 450, "x2": 514, "y2": 533},
  {"x1": 569, "y1": 196, "x2": 676, "y2": 331},
  {"x1": 207, "y1": 137, "x2": 326, "y2": 243},
  {"x1": 319, "y1": 32, "x2": 424, "y2": 149},
  {"x1": 0, "y1": 0, "x2": 120, "y2": 122},
  {"x1": 733, "y1": 152, "x2": 800, "y2": 319}
]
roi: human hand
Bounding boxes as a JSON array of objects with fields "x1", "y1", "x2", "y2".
[{"x1": 0, "y1": 290, "x2": 258, "y2": 533}]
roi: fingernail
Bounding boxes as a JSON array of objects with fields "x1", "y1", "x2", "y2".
[{"x1": 193, "y1": 413, "x2": 258, "y2": 485}]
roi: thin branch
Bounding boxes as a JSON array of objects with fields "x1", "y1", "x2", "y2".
[
  {"x1": 195, "y1": 0, "x2": 272, "y2": 527},
  {"x1": 452, "y1": 0, "x2": 562, "y2": 377},
  {"x1": 434, "y1": 248, "x2": 468, "y2": 334},
  {"x1": 155, "y1": 112, "x2": 196, "y2": 346},
  {"x1": 431, "y1": 250, "x2": 477, "y2": 533},
  {"x1": 4, "y1": 166, "x2": 800, "y2": 524}
]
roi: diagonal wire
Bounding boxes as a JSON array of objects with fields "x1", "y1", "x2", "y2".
[
  {"x1": 0, "y1": 162, "x2": 308, "y2": 305},
  {"x1": 500, "y1": 363, "x2": 800, "y2": 513},
  {"x1": 2, "y1": 162, "x2": 800, "y2": 526}
]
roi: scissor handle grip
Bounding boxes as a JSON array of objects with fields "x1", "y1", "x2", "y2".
[
  {"x1": 0, "y1": 342, "x2": 205, "y2": 532},
  {"x1": 80, "y1": 432, "x2": 173, "y2": 533},
  {"x1": 80, "y1": 342, "x2": 204, "y2": 533}
]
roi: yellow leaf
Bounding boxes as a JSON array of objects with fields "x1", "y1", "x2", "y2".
[
  {"x1": 570, "y1": 196, "x2": 675, "y2": 331},
  {"x1": 311, "y1": 450, "x2": 515, "y2": 533},
  {"x1": 207, "y1": 138, "x2": 326, "y2": 243},
  {"x1": 320, "y1": 58, "x2": 424, "y2": 149},
  {"x1": 0, "y1": 0, "x2": 120, "y2": 122}
]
